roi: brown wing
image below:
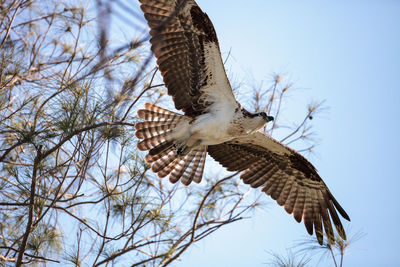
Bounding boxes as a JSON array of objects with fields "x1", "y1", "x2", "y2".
[
  {"x1": 207, "y1": 132, "x2": 350, "y2": 245},
  {"x1": 139, "y1": 0, "x2": 236, "y2": 117}
]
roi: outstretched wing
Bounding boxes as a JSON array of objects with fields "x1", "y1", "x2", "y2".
[
  {"x1": 139, "y1": 0, "x2": 237, "y2": 117},
  {"x1": 207, "y1": 131, "x2": 350, "y2": 245}
]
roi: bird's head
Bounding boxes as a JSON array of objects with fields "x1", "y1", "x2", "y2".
[
  {"x1": 258, "y1": 112, "x2": 274, "y2": 122},
  {"x1": 240, "y1": 108, "x2": 274, "y2": 133}
]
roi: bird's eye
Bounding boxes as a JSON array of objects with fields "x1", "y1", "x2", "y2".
[{"x1": 260, "y1": 112, "x2": 266, "y2": 117}]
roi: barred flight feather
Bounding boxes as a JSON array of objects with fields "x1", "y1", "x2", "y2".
[
  {"x1": 252, "y1": 166, "x2": 278, "y2": 188},
  {"x1": 284, "y1": 185, "x2": 298, "y2": 214},
  {"x1": 293, "y1": 186, "x2": 306, "y2": 223},
  {"x1": 303, "y1": 188, "x2": 314, "y2": 235},
  {"x1": 276, "y1": 177, "x2": 294, "y2": 206},
  {"x1": 240, "y1": 161, "x2": 265, "y2": 183},
  {"x1": 271, "y1": 175, "x2": 288, "y2": 201},
  {"x1": 264, "y1": 173, "x2": 282, "y2": 197}
]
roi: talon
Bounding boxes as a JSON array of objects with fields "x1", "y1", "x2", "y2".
[
  {"x1": 177, "y1": 147, "x2": 183, "y2": 156},
  {"x1": 174, "y1": 141, "x2": 185, "y2": 156}
]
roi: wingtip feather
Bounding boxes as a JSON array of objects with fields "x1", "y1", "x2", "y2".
[{"x1": 328, "y1": 190, "x2": 350, "y2": 221}]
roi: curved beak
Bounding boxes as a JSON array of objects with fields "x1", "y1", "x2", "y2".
[{"x1": 267, "y1": 115, "x2": 274, "y2": 122}]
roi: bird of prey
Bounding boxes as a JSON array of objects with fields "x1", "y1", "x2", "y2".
[{"x1": 136, "y1": 0, "x2": 350, "y2": 244}]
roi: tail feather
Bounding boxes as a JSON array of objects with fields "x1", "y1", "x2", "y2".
[
  {"x1": 144, "y1": 103, "x2": 181, "y2": 115},
  {"x1": 194, "y1": 154, "x2": 206, "y2": 183},
  {"x1": 181, "y1": 147, "x2": 207, "y2": 185},
  {"x1": 170, "y1": 151, "x2": 197, "y2": 184},
  {"x1": 152, "y1": 150, "x2": 178, "y2": 173},
  {"x1": 135, "y1": 120, "x2": 179, "y2": 130},
  {"x1": 135, "y1": 125, "x2": 172, "y2": 139},
  {"x1": 136, "y1": 103, "x2": 207, "y2": 185},
  {"x1": 149, "y1": 140, "x2": 174, "y2": 156},
  {"x1": 158, "y1": 157, "x2": 180, "y2": 178},
  {"x1": 145, "y1": 147, "x2": 174, "y2": 163},
  {"x1": 137, "y1": 134, "x2": 169, "y2": 151},
  {"x1": 138, "y1": 109, "x2": 178, "y2": 121},
  {"x1": 138, "y1": 103, "x2": 183, "y2": 121}
]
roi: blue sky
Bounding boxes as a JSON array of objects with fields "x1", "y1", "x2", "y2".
[{"x1": 129, "y1": 0, "x2": 400, "y2": 266}]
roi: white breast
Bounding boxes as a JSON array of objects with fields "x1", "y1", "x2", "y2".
[{"x1": 188, "y1": 108, "x2": 237, "y2": 146}]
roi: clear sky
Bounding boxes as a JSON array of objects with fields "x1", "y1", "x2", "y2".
[{"x1": 130, "y1": 0, "x2": 400, "y2": 266}]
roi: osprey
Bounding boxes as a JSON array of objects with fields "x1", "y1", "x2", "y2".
[{"x1": 136, "y1": 0, "x2": 350, "y2": 245}]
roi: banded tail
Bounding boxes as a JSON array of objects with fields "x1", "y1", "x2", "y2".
[{"x1": 136, "y1": 103, "x2": 207, "y2": 185}]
